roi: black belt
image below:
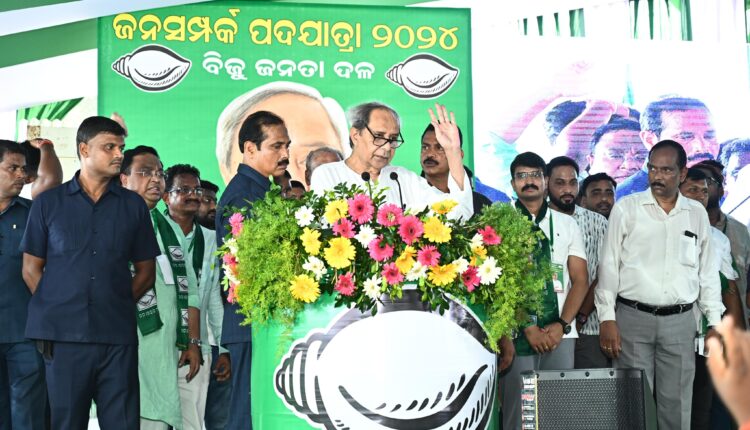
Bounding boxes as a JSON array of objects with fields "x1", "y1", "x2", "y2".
[{"x1": 617, "y1": 296, "x2": 693, "y2": 316}]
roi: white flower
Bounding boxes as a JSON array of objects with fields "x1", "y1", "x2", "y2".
[
  {"x1": 225, "y1": 238, "x2": 239, "y2": 256},
  {"x1": 452, "y1": 257, "x2": 470, "y2": 274},
  {"x1": 354, "y1": 225, "x2": 377, "y2": 247},
  {"x1": 363, "y1": 275, "x2": 383, "y2": 300},
  {"x1": 470, "y1": 233, "x2": 484, "y2": 249},
  {"x1": 295, "y1": 206, "x2": 315, "y2": 227},
  {"x1": 405, "y1": 262, "x2": 428, "y2": 281},
  {"x1": 223, "y1": 266, "x2": 240, "y2": 286},
  {"x1": 478, "y1": 256, "x2": 503, "y2": 285},
  {"x1": 302, "y1": 256, "x2": 327, "y2": 280}
]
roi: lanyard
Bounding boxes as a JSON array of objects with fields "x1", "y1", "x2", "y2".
[{"x1": 548, "y1": 210, "x2": 554, "y2": 248}]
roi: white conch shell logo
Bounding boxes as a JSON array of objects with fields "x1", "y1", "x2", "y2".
[
  {"x1": 275, "y1": 291, "x2": 496, "y2": 430},
  {"x1": 112, "y1": 44, "x2": 191, "y2": 92},
  {"x1": 386, "y1": 54, "x2": 459, "y2": 99}
]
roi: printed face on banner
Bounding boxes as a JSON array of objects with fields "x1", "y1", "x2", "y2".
[
  {"x1": 100, "y1": 4, "x2": 471, "y2": 196},
  {"x1": 274, "y1": 291, "x2": 496, "y2": 430}
]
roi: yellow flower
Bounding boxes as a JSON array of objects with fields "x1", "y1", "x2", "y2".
[
  {"x1": 395, "y1": 246, "x2": 417, "y2": 274},
  {"x1": 431, "y1": 199, "x2": 458, "y2": 215},
  {"x1": 428, "y1": 264, "x2": 457, "y2": 286},
  {"x1": 290, "y1": 274, "x2": 320, "y2": 303},
  {"x1": 470, "y1": 245, "x2": 487, "y2": 266},
  {"x1": 423, "y1": 217, "x2": 452, "y2": 243},
  {"x1": 324, "y1": 199, "x2": 349, "y2": 225},
  {"x1": 300, "y1": 228, "x2": 322, "y2": 256},
  {"x1": 324, "y1": 237, "x2": 356, "y2": 269}
]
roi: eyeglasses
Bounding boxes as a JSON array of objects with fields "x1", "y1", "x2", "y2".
[
  {"x1": 514, "y1": 170, "x2": 544, "y2": 180},
  {"x1": 364, "y1": 125, "x2": 404, "y2": 148},
  {"x1": 133, "y1": 169, "x2": 166, "y2": 179},
  {"x1": 169, "y1": 187, "x2": 204, "y2": 196}
]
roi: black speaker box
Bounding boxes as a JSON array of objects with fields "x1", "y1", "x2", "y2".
[{"x1": 520, "y1": 368, "x2": 657, "y2": 430}]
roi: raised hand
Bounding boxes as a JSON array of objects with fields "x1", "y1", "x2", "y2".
[{"x1": 428, "y1": 103, "x2": 461, "y2": 154}]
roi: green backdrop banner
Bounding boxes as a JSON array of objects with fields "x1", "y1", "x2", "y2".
[{"x1": 98, "y1": 1, "x2": 473, "y2": 189}]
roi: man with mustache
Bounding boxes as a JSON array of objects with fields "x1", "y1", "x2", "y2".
[
  {"x1": 597, "y1": 140, "x2": 723, "y2": 429},
  {"x1": 420, "y1": 123, "x2": 491, "y2": 216},
  {"x1": 586, "y1": 119, "x2": 647, "y2": 183},
  {"x1": 501, "y1": 152, "x2": 589, "y2": 430},
  {"x1": 678, "y1": 166, "x2": 746, "y2": 430},
  {"x1": 21, "y1": 116, "x2": 159, "y2": 429},
  {"x1": 197, "y1": 180, "x2": 219, "y2": 230},
  {"x1": 616, "y1": 97, "x2": 718, "y2": 199},
  {"x1": 215, "y1": 110, "x2": 290, "y2": 430},
  {"x1": 311, "y1": 102, "x2": 473, "y2": 220},
  {"x1": 579, "y1": 173, "x2": 617, "y2": 219},
  {"x1": 0, "y1": 140, "x2": 45, "y2": 430},
  {"x1": 545, "y1": 156, "x2": 610, "y2": 369}
]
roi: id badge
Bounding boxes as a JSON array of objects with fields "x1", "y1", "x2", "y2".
[{"x1": 551, "y1": 263, "x2": 565, "y2": 293}]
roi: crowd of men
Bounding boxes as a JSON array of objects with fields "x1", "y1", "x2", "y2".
[{"x1": 1, "y1": 96, "x2": 750, "y2": 430}]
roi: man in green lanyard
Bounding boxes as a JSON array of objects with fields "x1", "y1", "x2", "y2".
[
  {"x1": 500, "y1": 151, "x2": 589, "y2": 430},
  {"x1": 120, "y1": 149, "x2": 202, "y2": 430}
]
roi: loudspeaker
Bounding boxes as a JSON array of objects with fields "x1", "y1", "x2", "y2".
[{"x1": 520, "y1": 368, "x2": 657, "y2": 430}]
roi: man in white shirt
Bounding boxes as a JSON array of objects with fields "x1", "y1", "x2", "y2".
[
  {"x1": 596, "y1": 140, "x2": 724, "y2": 430},
  {"x1": 310, "y1": 102, "x2": 473, "y2": 220},
  {"x1": 500, "y1": 151, "x2": 589, "y2": 430},
  {"x1": 545, "y1": 156, "x2": 610, "y2": 369}
]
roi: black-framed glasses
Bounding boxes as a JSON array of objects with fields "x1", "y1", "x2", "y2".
[
  {"x1": 364, "y1": 125, "x2": 404, "y2": 148},
  {"x1": 133, "y1": 169, "x2": 166, "y2": 179},
  {"x1": 514, "y1": 170, "x2": 544, "y2": 180},
  {"x1": 169, "y1": 187, "x2": 204, "y2": 196}
]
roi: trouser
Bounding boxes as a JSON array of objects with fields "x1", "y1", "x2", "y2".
[
  {"x1": 179, "y1": 352, "x2": 211, "y2": 430},
  {"x1": 0, "y1": 341, "x2": 46, "y2": 430},
  {"x1": 500, "y1": 338, "x2": 575, "y2": 430},
  {"x1": 574, "y1": 333, "x2": 611, "y2": 369},
  {"x1": 44, "y1": 341, "x2": 139, "y2": 430},
  {"x1": 226, "y1": 342, "x2": 252, "y2": 430},
  {"x1": 615, "y1": 304, "x2": 695, "y2": 430},
  {"x1": 205, "y1": 346, "x2": 232, "y2": 430}
]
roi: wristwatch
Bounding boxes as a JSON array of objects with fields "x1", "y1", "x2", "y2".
[
  {"x1": 555, "y1": 317, "x2": 572, "y2": 335},
  {"x1": 188, "y1": 338, "x2": 203, "y2": 348}
]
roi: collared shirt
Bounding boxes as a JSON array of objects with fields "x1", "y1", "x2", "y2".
[
  {"x1": 0, "y1": 197, "x2": 32, "y2": 343},
  {"x1": 716, "y1": 212, "x2": 750, "y2": 315},
  {"x1": 615, "y1": 167, "x2": 648, "y2": 200},
  {"x1": 538, "y1": 207, "x2": 587, "y2": 339},
  {"x1": 215, "y1": 163, "x2": 270, "y2": 344},
  {"x1": 570, "y1": 205, "x2": 608, "y2": 336},
  {"x1": 21, "y1": 172, "x2": 160, "y2": 344},
  {"x1": 311, "y1": 161, "x2": 474, "y2": 220},
  {"x1": 595, "y1": 190, "x2": 724, "y2": 325}
]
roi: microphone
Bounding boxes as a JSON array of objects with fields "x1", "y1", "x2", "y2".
[
  {"x1": 389, "y1": 171, "x2": 405, "y2": 210},
  {"x1": 361, "y1": 171, "x2": 372, "y2": 198}
]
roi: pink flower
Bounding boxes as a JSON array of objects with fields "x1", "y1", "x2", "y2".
[
  {"x1": 332, "y1": 218, "x2": 355, "y2": 238},
  {"x1": 382, "y1": 263, "x2": 404, "y2": 285},
  {"x1": 368, "y1": 236, "x2": 394, "y2": 262},
  {"x1": 348, "y1": 194, "x2": 375, "y2": 224},
  {"x1": 398, "y1": 215, "x2": 424, "y2": 245},
  {"x1": 462, "y1": 266, "x2": 481, "y2": 292},
  {"x1": 417, "y1": 245, "x2": 440, "y2": 267},
  {"x1": 377, "y1": 204, "x2": 403, "y2": 227},
  {"x1": 478, "y1": 226, "x2": 501, "y2": 246},
  {"x1": 228, "y1": 213, "x2": 244, "y2": 237},
  {"x1": 227, "y1": 282, "x2": 238, "y2": 303},
  {"x1": 335, "y1": 272, "x2": 356, "y2": 296},
  {"x1": 222, "y1": 253, "x2": 237, "y2": 266}
]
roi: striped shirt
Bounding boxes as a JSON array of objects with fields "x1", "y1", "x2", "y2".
[{"x1": 571, "y1": 205, "x2": 608, "y2": 335}]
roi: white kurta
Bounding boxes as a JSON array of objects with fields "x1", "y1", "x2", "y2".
[{"x1": 310, "y1": 161, "x2": 474, "y2": 220}]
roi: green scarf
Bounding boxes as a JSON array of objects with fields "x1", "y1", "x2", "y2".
[
  {"x1": 137, "y1": 209, "x2": 205, "y2": 350},
  {"x1": 514, "y1": 200, "x2": 561, "y2": 356}
]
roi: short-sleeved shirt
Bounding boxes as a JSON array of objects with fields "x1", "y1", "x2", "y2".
[
  {"x1": 0, "y1": 197, "x2": 32, "y2": 343},
  {"x1": 215, "y1": 163, "x2": 271, "y2": 344},
  {"x1": 21, "y1": 172, "x2": 160, "y2": 344}
]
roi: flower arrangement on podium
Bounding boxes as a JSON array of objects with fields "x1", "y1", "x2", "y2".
[{"x1": 219, "y1": 183, "x2": 548, "y2": 352}]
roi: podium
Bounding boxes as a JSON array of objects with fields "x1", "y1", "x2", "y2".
[{"x1": 251, "y1": 290, "x2": 500, "y2": 429}]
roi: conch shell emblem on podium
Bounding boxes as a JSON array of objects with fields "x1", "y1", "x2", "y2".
[
  {"x1": 386, "y1": 54, "x2": 459, "y2": 99},
  {"x1": 112, "y1": 44, "x2": 191, "y2": 92},
  {"x1": 274, "y1": 291, "x2": 496, "y2": 430}
]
